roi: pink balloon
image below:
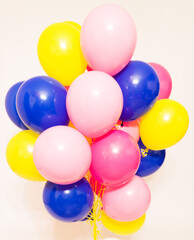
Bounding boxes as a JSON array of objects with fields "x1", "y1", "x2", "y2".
[
  {"x1": 81, "y1": 4, "x2": 137, "y2": 76},
  {"x1": 90, "y1": 130, "x2": 140, "y2": 187},
  {"x1": 114, "y1": 120, "x2": 140, "y2": 142},
  {"x1": 102, "y1": 175, "x2": 151, "y2": 222},
  {"x1": 33, "y1": 126, "x2": 91, "y2": 184},
  {"x1": 66, "y1": 71, "x2": 123, "y2": 138},
  {"x1": 149, "y1": 63, "x2": 172, "y2": 100}
]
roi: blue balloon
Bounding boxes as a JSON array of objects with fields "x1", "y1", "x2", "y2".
[
  {"x1": 5, "y1": 81, "x2": 28, "y2": 130},
  {"x1": 114, "y1": 61, "x2": 160, "y2": 121},
  {"x1": 43, "y1": 178, "x2": 94, "y2": 222},
  {"x1": 16, "y1": 76, "x2": 69, "y2": 133},
  {"x1": 136, "y1": 139, "x2": 166, "y2": 177}
]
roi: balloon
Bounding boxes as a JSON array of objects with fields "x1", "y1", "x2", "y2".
[
  {"x1": 6, "y1": 130, "x2": 45, "y2": 181},
  {"x1": 101, "y1": 211, "x2": 146, "y2": 235},
  {"x1": 43, "y1": 178, "x2": 94, "y2": 222},
  {"x1": 136, "y1": 139, "x2": 166, "y2": 177},
  {"x1": 114, "y1": 120, "x2": 140, "y2": 142},
  {"x1": 37, "y1": 22, "x2": 87, "y2": 86},
  {"x1": 114, "y1": 61, "x2": 160, "y2": 121},
  {"x1": 33, "y1": 126, "x2": 91, "y2": 185},
  {"x1": 64, "y1": 21, "x2": 81, "y2": 30},
  {"x1": 90, "y1": 130, "x2": 140, "y2": 187},
  {"x1": 68, "y1": 121, "x2": 92, "y2": 145},
  {"x1": 16, "y1": 76, "x2": 69, "y2": 133},
  {"x1": 5, "y1": 81, "x2": 28, "y2": 130},
  {"x1": 140, "y1": 99, "x2": 189, "y2": 150},
  {"x1": 66, "y1": 71, "x2": 123, "y2": 138},
  {"x1": 81, "y1": 4, "x2": 137, "y2": 76},
  {"x1": 102, "y1": 175, "x2": 151, "y2": 221},
  {"x1": 149, "y1": 63, "x2": 172, "y2": 100}
]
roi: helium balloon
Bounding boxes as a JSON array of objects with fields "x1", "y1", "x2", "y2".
[
  {"x1": 16, "y1": 76, "x2": 69, "y2": 133},
  {"x1": 90, "y1": 130, "x2": 140, "y2": 187},
  {"x1": 101, "y1": 211, "x2": 146, "y2": 235},
  {"x1": 66, "y1": 71, "x2": 123, "y2": 138},
  {"x1": 136, "y1": 139, "x2": 166, "y2": 177},
  {"x1": 102, "y1": 175, "x2": 151, "y2": 222},
  {"x1": 5, "y1": 81, "x2": 28, "y2": 130},
  {"x1": 6, "y1": 130, "x2": 45, "y2": 181},
  {"x1": 38, "y1": 22, "x2": 87, "y2": 86},
  {"x1": 149, "y1": 63, "x2": 172, "y2": 100},
  {"x1": 114, "y1": 120, "x2": 140, "y2": 142},
  {"x1": 114, "y1": 61, "x2": 160, "y2": 121},
  {"x1": 33, "y1": 126, "x2": 91, "y2": 185},
  {"x1": 140, "y1": 99, "x2": 189, "y2": 150},
  {"x1": 43, "y1": 178, "x2": 94, "y2": 222},
  {"x1": 81, "y1": 4, "x2": 137, "y2": 76},
  {"x1": 68, "y1": 121, "x2": 92, "y2": 145}
]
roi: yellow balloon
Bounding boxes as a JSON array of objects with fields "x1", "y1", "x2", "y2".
[
  {"x1": 37, "y1": 22, "x2": 87, "y2": 86},
  {"x1": 140, "y1": 99, "x2": 189, "y2": 150},
  {"x1": 101, "y1": 211, "x2": 146, "y2": 235},
  {"x1": 6, "y1": 130, "x2": 45, "y2": 181},
  {"x1": 68, "y1": 121, "x2": 92, "y2": 145},
  {"x1": 64, "y1": 21, "x2": 81, "y2": 30}
]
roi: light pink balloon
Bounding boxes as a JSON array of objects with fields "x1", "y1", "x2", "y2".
[
  {"x1": 102, "y1": 175, "x2": 151, "y2": 222},
  {"x1": 66, "y1": 71, "x2": 123, "y2": 138},
  {"x1": 81, "y1": 4, "x2": 137, "y2": 76},
  {"x1": 149, "y1": 63, "x2": 172, "y2": 100},
  {"x1": 33, "y1": 126, "x2": 91, "y2": 184},
  {"x1": 114, "y1": 120, "x2": 140, "y2": 142},
  {"x1": 90, "y1": 130, "x2": 140, "y2": 187}
]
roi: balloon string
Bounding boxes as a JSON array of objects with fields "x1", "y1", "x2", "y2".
[{"x1": 87, "y1": 179, "x2": 105, "y2": 240}]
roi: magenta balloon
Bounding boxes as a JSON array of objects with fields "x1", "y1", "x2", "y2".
[
  {"x1": 149, "y1": 63, "x2": 172, "y2": 100},
  {"x1": 81, "y1": 4, "x2": 137, "y2": 76},
  {"x1": 66, "y1": 71, "x2": 123, "y2": 138},
  {"x1": 90, "y1": 130, "x2": 140, "y2": 187},
  {"x1": 33, "y1": 126, "x2": 91, "y2": 184},
  {"x1": 102, "y1": 175, "x2": 151, "y2": 222}
]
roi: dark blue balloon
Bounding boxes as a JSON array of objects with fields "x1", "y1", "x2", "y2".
[
  {"x1": 5, "y1": 81, "x2": 28, "y2": 130},
  {"x1": 16, "y1": 76, "x2": 69, "y2": 133},
  {"x1": 136, "y1": 139, "x2": 166, "y2": 177},
  {"x1": 43, "y1": 178, "x2": 94, "y2": 222},
  {"x1": 114, "y1": 61, "x2": 160, "y2": 121}
]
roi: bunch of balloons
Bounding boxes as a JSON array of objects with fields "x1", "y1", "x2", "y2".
[{"x1": 5, "y1": 4, "x2": 189, "y2": 238}]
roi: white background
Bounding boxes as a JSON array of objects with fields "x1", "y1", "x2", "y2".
[{"x1": 1, "y1": 0, "x2": 194, "y2": 239}]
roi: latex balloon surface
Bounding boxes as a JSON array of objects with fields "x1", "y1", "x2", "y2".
[
  {"x1": 140, "y1": 99, "x2": 189, "y2": 150},
  {"x1": 43, "y1": 178, "x2": 94, "y2": 222},
  {"x1": 81, "y1": 4, "x2": 137, "y2": 76},
  {"x1": 16, "y1": 76, "x2": 69, "y2": 133},
  {"x1": 38, "y1": 22, "x2": 87, "y2": 86},
  {"x1": 33, "y1": 126, "x2": 91, "y2": 184},
  {"x1": 90, "y1": 130, "x2": 140, "y2": 187},
  {"x1": 5, "y1": 81, "x2": 28, "y2": 130},
  {"x1": 149, "y1": 62, "x2": 172, "y2": 100},
  {"x1": 101, "y1": 211, "x2": 146, "y2": 235},
  {"x1": 114, "y1": 61, "x2": 160, "y2": 121},
  {"x1": 6, "y1": 130, "x2": 45, "y2": 181},
  {"x1": 102, "y1": 175, "x2": 151, "y2": 221},
  {"x1": 66, "y1": 71, "x2": 123, "y2": 138}
]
